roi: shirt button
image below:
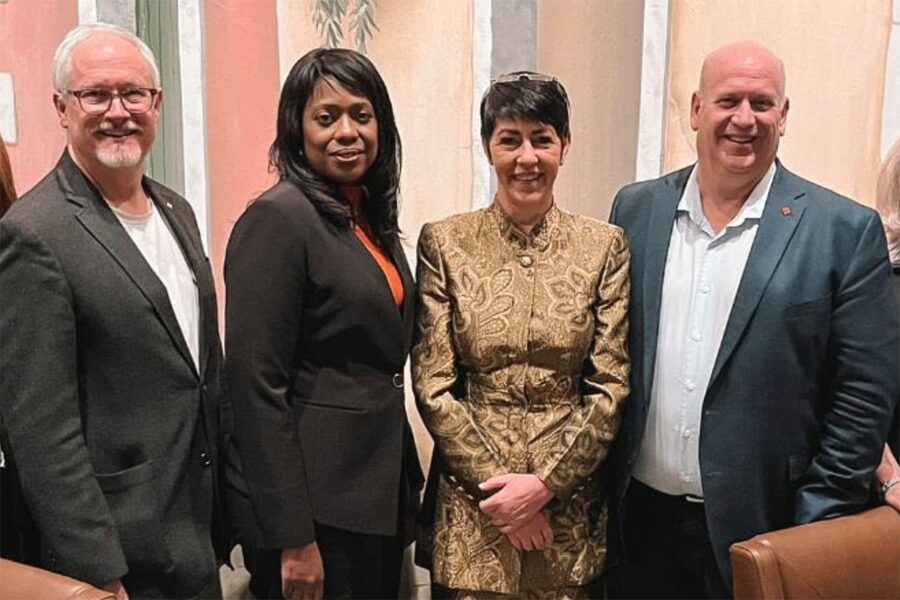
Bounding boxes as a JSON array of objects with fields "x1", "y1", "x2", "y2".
[
  {"x1": 200, "y1": 451, "x2": 211, "y2": 467},
  {"x1": 682, "y1": 474, "x2": 691, "y2": 483},
  {"x1": 682, "y1": 429, "x2": 692, "y2": 439},
  {"x1": 519, "y1": 255, "x2": 533, "y2": 267},
  {"x1": 700, "y1": 284, "x2": 711, "y2": 294},
  {"x1": 684, "y1": 380, "x2": 696, "y2": 391},
  {"x1": 690, "y1": 329, "x2": 701, "y2": 341}
]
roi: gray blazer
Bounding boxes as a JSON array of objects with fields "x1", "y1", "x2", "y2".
[
  {"x1": 609, "y1": 162, "x2": 899, "y2": 588},
  {"x1": 0, "y1": 151, "x2": 231, "y2": 597}
]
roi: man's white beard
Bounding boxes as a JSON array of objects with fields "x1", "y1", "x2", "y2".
[{"x1": 96, "y1": 145, "x2": 143, "y2": 168}]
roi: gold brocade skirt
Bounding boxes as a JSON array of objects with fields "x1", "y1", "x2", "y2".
[{"x1": 439, "y1": 585, "x2": 586, "y2": 599}]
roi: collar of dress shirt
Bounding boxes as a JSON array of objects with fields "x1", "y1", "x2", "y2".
[{"x1": 678, "y1": 162, "x2": 778, "y2": 236}]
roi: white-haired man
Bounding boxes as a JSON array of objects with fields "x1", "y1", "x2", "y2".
[{"x1": 0, "y1": 24, "x2": 230, "y2": 599}]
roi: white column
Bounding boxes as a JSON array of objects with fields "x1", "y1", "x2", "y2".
[
  {"x1": 471, "y1": 0, "x2": 492, "y2": 209},
  {"x1": 882, "y1": 0, "x2": 900, "y2": 158},
  {"x1": 0, "y1": 72, "x2": 16, "y2": 144},
  {"x1": 634, "y1": 0, "x2": 671, "y2": 182},
  {"x1": 82, "y1": 0, "x2": 135, "y2": 30},
  {"x1": 178, "y1": 0, "x2": 211, "y2": 252},
  {"x1": 78, "y1": 0, "x2": 98, "y2": 23}
]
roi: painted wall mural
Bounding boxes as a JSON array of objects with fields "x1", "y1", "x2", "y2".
[{"x1": 312, "y1": 0, "x2": 379, "y2": 53}]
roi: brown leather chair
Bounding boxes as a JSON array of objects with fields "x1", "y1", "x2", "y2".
[
  {"x1": 0, "y1": 558, "x2": 115, "y2": 600},
  {"x1": 730, "y1": 506, "x2": 900, "y2": 599}
]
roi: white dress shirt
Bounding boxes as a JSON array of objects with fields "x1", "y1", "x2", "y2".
[
  {"x1": 632, "y1": 162, "x2": 777, "y2": 497},
  {"x1": 111, "y1": 201, "x2": 200, "y2": 369}
]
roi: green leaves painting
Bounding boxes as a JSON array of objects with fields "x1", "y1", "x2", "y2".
[{"x1": 312, "y1": 0, "x2": 379, "y2": 54}]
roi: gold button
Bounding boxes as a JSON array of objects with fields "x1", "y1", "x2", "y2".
[{"x1": 519, "y1": 255, "x2": 533, "y2": 267}]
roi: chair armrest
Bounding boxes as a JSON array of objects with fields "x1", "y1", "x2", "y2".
[
  {"x1": 730, "y1": 507, "x2": 900, "y2": 599},
  {"x1": 0, "y1": 558, "x2": 115, "y2": 600},
  {"x1": 730, "y1": 540, "x2": 786, "y2": 600}
]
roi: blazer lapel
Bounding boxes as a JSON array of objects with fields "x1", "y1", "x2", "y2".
[
  {"x1": 339, "y1": 227, "x2": 406, "y2": 361},
  {"x1": 148, "y1": 181, "x2": 212, "y2": 381},
  {"x1": 641, "y1": 167, "x2": 691, "y2": 401},
  {"x1": 392, "y1": 239, "x2": 416, "y2": 353},
  {"x1": 707, "y1": 164, "x2": 806, "y2": 390},
  {"x1": 59, "y1": 153, "x2": 197, "y2": 377}
]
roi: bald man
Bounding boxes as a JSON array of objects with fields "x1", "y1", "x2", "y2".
[{"x1": 608, "y1": 42, "x2": 898, "y2": 597}]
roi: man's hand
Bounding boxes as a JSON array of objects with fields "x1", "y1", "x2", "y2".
[
  {"x1": 281, "y1": 542, "x2": 324, "y2": 600},
  {"x1": 479, "y1": 473, "x2": 554, "y2": 532},
  {"x1": 99, "y1": 579, "x2": 129, "y2": 600},
  {"x1": 505, "y1": 510, "x2": 554, "y2": 551}
]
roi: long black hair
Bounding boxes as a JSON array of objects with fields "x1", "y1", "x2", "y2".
[{"x1": 270, "y1": 48, "x2": 402, "y2": 246}]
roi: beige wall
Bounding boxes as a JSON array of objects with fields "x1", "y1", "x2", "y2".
[
  {"x1": 278, "y1": 0, "x2": 476, "y2": 252},
  {"x1": 537, "y1": 0, "x2": 645, "y2": 221},
  {"x1": 205, "y1": 0, "x2": 282, "y2": 323},
  {"x1": 1, "y1": 0, "x2": 77, "y2": 194},
  {"x1": 666, "y1": 0, "x2": 892, "y2": 206},
  {"x1": 278, "y1": 0, "x2": 477, "y2": 471}
]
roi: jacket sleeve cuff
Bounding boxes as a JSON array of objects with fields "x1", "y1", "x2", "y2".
[{"x1": 253, "y1": 485, "x2": 317, "y2": 549}]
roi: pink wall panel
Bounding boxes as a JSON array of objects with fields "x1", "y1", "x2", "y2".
[
  {"x1": 1, "y1": 0, "x2": 77, "y2": 194},
  {"x1": 204, "y1": 0, "x2": 281, "y2": 318}
]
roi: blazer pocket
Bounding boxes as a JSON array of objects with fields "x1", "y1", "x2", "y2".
[
  {"x1": 784, "y1": 293, "x2": 832, "y2": 320},
  {"x1": 96, "y1": 460, "x2": 154, "y2": 493},
  {"x1": 297, "y1": 399, "x2": 364, "y2": 414},
  {"x1": 96, "y1": 460, "x2": 169, "y2": 574}
]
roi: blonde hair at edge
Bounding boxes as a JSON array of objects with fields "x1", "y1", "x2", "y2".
[
  {"x1": 0, "y1": 134, "x2": 16, "y2": 217},
  {"x1": 877, "y1": 137, "x2": 900, "y2": 264}
]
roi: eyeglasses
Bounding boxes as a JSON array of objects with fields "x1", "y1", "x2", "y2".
[
  {"x1": 65, "y1": 87, "x2": 160, "y2": 115},
  {"x1": 491, "y1": 72, "x2": 559, "y2": 85}
]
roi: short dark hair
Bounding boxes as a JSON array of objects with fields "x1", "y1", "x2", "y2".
[
  {"x1": 480, "y1": 72, "x2": 571, "y2": 143},
  {"x1": 270, "y1": 48, "x2": 402, "y2": 245}
]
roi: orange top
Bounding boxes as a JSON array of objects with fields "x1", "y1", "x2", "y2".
[{"x1": 344, "y1": 188, "x2": 404, "y2": 307}]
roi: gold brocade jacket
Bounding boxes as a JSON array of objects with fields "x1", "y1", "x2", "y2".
[{"x1": 412, "y1": 202, "x2": 630, "y2": 594}]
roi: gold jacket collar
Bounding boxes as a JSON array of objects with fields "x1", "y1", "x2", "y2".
[{"x1": 487, "y1": 199, "x2": 559, "y2": 251}]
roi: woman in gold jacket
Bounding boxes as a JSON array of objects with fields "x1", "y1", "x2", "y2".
[{"x1": 412, "y1": 73, "x2": 630, "y2": 599}]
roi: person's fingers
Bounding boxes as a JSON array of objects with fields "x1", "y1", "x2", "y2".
[
  {"x1": 508, "y1": 533, "x2": 522, "y2": 550},
  {"x1": 479, "y1": 497, "x2": 498, "y2": 513},
  {"x1": 479, "y1": 474, "x2": 509, "y2": 491},
  {"x1": 493, "y1": 512, "x2": 518, "y2": 527},
  {"x1": 542, "y1": 525, "x2": 554, "y2": 547},
  {"x1": 299, "y1": 581, "x2": 319, "y2": 600}
]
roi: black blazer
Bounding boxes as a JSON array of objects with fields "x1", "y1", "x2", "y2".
[
  {"x1": 609, "y1": 162, "x2": 899, "y2": 588},
  {"x1": 0, "y1": 151, "x2": 231, "y2": 596},
  {"x1": 225, "y1": 180, "x2": 422, "y2": 549}
]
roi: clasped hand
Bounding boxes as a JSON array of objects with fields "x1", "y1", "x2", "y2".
[
  {"x1": 479, "y1": 473, "x2": 555, "y2": 550},
  {"x1": 281, "y1": 542, "x2": 324, "y2": 600}
]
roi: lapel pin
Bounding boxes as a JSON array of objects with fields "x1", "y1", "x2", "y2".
[
  {"x1": 165, "y1": 201, "x2": 173, "y2": 210},
  {"x1": 781, "y1": 206, "x2": 792, "y2": 216}
]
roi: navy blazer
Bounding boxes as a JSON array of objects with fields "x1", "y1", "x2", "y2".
[
  {"x1": 609, "y1": 162, "x2": 899, "y2": 588},
  {"x1": 224, "y1": 180, "x2": 422, "y2": 549}
]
